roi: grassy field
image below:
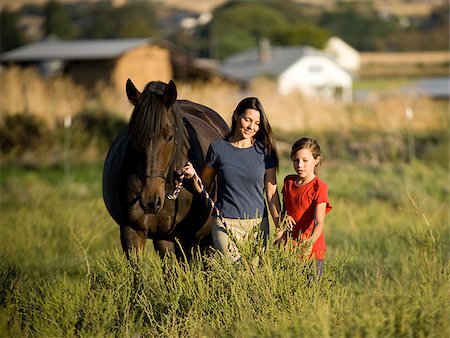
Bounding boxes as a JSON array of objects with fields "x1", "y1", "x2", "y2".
[
  {"x1": 0, "y1": 67, "x2": 449, "y2": 336},
  {"x1": 0, "y1": 155, "x2": 448, "y2": 337}
]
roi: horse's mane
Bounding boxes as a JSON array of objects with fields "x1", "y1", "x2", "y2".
[{"x1": 128, "y1": 82, "x2": 188, "y2": 185}]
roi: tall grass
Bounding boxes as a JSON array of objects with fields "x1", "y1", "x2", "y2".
[
  {"x1": 0, "y1": 159, "x2": 448, "y2": 337},
  {"x1": 0, "y1": 66, "x2": 448, "y2": 337}
]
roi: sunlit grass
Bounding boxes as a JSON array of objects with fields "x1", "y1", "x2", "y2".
[{"x1": 0, "y1": 159, "x2": 448, "y2": 337}]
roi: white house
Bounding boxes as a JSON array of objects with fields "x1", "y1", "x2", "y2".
[
  {"x1": 324, "y1": 36, "x2": 361, "y2": 74},
  {"x1": 219, "y1": 40, "x2": 353, "y2": 103}
]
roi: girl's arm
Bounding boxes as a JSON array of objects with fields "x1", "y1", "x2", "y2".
[
  {"x1": 264, "y1": 167, "x2": 281, "y2": 228},
  {"x1": 310, "y1": 202, "x2": 327, "y2": 244}
]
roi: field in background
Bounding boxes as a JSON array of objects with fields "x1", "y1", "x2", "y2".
[
  {"x1": 293, "y1": 0, "x2": 438, "y2": 16},
  {"x1": 360, "y1": 51, "x2": 449, "y2": 78},
  {"x1": 4, "y1": 0, "x2": 439, "y2": 16},
  {"x1": 1, "y1": 66, "x2": 448, "y2": 168},
  {"x1": 1, "y1": 66, "x2": 448, "y2": 132}
]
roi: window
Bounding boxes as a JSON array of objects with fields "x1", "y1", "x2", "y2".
[{"x1": 308, "y1": 65, "x2": 322, "y2": 73}]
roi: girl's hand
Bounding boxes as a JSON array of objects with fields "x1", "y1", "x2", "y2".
[
  {"x1": 285, "y1": 215, "x2": 296, "y2": 232},
  {"x1": 278, "y1": 212, "x2": 296, "y2": 232},
  {"x1": 182, "y1": 162, "x2": 197, "y2": 179},
  {"x1": 304, "y1": 239, "x2": 313, "y2": 257}
]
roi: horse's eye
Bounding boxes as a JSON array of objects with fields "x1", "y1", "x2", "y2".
[{"x1": 163, "y1": 130, "x2": 174, "y2": 142}]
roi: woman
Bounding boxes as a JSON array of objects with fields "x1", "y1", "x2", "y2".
[{"x1": 183, "y1": 97, "x2": 281, "y2": 262}]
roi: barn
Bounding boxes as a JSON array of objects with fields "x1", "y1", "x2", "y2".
[{"x1": 1, "y1": 38, "x2": 223, "y2": 91}]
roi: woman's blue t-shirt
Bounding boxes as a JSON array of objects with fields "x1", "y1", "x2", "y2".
[{"x1": 205, "y1": 139, "x2": 277, "y2": 219}]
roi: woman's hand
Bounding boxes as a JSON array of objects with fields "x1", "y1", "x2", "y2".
[
  {"x1": 182, "y1": 162, "x2": 197, "y2": 179},
  {"x1": 273, "y1": 229, "x2": 287, "y2": 245}
]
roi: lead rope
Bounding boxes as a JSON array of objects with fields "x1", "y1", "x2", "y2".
[
  {"x1": 166, "y1": 171, "x2": 228, "y2": 230},
  {"x1": 167, "y1": 171, "x2": 250, "y2": 263},
  {"x1": 166, "y1": 173, "x2": 185, "y2": 200}
]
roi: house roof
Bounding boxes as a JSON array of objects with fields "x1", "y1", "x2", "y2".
[
  {"x1": 1, "y1": 38, "x2": 154, "y2": 62},
  {"x1": 219, "y1": 45, "x2": 335, "y2": 83}
]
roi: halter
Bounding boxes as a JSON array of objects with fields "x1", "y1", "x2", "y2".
[
  {"x1": 127, "y1": 172, "x2": 179, "y2": 209},
  {"x1": 130, "y1": 167, "x2": 234, "y2": 244}
]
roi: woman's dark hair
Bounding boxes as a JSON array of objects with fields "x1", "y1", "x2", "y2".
[
  {"x1": 228, "y1": 97, "x2": 278, "y2": 167},
  {"x1": 291, "y1": 137, "x2": 322, "y2": 175}
]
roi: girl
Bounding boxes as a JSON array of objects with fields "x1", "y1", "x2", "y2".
[
  {"x1": 276, "y1": 137, "x2": 332, "y2": 280},
  {"x1": 183, "y1": 97, "x2": 281, "y2": 262}
]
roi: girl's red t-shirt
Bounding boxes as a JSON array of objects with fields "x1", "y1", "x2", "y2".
[{"x1": 282, "y1": 175, "x2": 332, "y2": 260}]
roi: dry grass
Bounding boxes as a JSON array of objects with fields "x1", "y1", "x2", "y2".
[
  {"x1": 0, "y1": 66, "x2": 87, "y2": 127},
  {"x1": 292, "y1": 0, "x2": 438, "y2": 16},
  {"x1": 361, "y1": 51, "x2": 450, "y2": 65},
  {"x1": 1, "y1": 66, "x2": 447, "y2": 134},
  {"x1": 4, "y1": 0, "x2": 438, "y2": 16},
  {"x1": 360, "y1": 51, "x2": 449, "y2": 77}
]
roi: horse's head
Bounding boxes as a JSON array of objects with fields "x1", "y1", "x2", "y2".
[{"x1": 126, "y1": 79, "x2": 187, "y2": 214}]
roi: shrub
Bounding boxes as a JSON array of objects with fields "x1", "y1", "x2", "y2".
[
  {"x1": 70, "y1": 109, "x2": 127, "y2": 152},
  {"x1": 0, "y1": 114, "x2": 50, "y2": 155}
]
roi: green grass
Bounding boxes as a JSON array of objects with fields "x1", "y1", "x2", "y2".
[
  {"x1": 353, "y1": 78, "x2": 417, "y2": 91},
  {"x1": 0, "y1": 160, "x2": 448, "y2": 337}
]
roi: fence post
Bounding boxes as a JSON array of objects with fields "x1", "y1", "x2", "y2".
[
  {"x1": 64, "y1": 115, "x2": 72, "y2": 186},
  {"x1": 405, "y1": 107, "x2": 415, "y2": 162}
]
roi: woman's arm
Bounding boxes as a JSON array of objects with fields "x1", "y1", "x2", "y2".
[
  {"x1": 199, "y1": 165, "x2": 216, "y2": 193},
  {"x1": 265, "y1": 167, "x2": 281, "y2": 228},
  {"x1": 182, "y1": 162, "x2": 216, "y2": 194}
]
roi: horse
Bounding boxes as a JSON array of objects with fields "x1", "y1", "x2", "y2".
[{"x1": 102, "y1": 79, "x2": 229, "y2": 259}]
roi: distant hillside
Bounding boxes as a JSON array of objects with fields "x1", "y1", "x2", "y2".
[
  {"x1": 2, "y1": 0, "x2": 441, "y2": 15},
  {"x1": 292, "y1": 0, "x2": 440, "y2": 16}
]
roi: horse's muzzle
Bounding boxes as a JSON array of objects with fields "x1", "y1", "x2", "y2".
[{"x1": 139, "y1": 196, "x2": 163, "y2": 214}]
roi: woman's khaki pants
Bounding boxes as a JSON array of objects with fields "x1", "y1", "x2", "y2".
[{"x1": 211, "y1": 216, "x2": 269, "y2": 262}]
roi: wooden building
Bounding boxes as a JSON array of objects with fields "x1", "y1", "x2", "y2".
[{"x1": 1, "y1": 38, "x2": 226, "y2": 91}]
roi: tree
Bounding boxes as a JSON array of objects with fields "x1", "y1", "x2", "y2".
[
  {"x1": 272, "y1": 23, "x2": 329, "y2": 48},
  {"x1": 209, "y1": 2, "x2": 290, "y2": 59},
  {"x1": 76, "y1": 2, "x2": 117, "y2": 39},
  {"x1": 115, "y1": 1, "x2": 160, "y2": 38},
  {"x1": 43, "y1": 0, "x2": 77, "y2": 39},
  {"x1": 0, "y1": 10, "x2": 26, "y2": 52},
  {"x1": 385, "y1": 3, "x2": 449, "y2": 51},
  {"x1": 318, "y1": 2, "x2": 398, "y2": 51},
  {"x1": 76, "y1": 1, "x2": 159, "y2": 39}
]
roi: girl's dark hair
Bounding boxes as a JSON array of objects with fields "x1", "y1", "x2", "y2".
[
  {"x1": 228, "y1": 97, "x2": 278, "y2": 167},
  {"x1": 291, "y1": 137, "x2": 322, "y2": 175}
]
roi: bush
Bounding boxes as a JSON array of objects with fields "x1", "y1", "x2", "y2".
[
  {"x1": 70, "y1": 109, "x2": 127, "y2": 152},
  {"x1": 0, "y1": 114, "x2": 50, "y2": 155}
]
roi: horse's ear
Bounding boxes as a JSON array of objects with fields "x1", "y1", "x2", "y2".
[
  {"x1": 126, "y1": 79, "x2": 141, "y2": 105},
  {"x1": 163, "y1": 80, "x2": 177, "y2": 108}
]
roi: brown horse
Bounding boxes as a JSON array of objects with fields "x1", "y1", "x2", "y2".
[{"x1": 102, "y1": 79, "x2": 229, "y2": 258}]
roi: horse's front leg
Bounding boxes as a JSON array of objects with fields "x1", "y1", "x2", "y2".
[
  {"x1": 120, "y1": 224, "x2": 148, "y2": 259},
  {"x1": 153, "y1": 239, "x2": 175, "y2": 258}
]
